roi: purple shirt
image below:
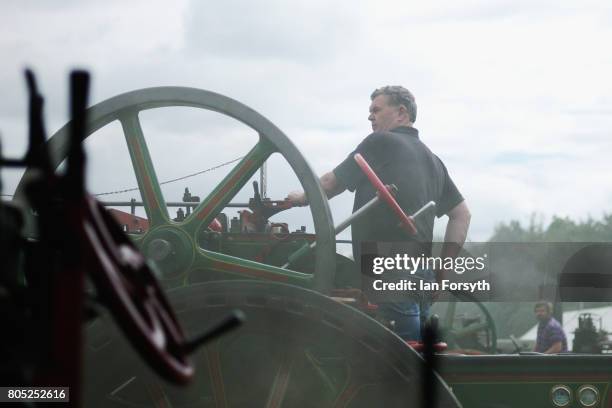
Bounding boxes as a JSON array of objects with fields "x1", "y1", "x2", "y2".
[{"x1": 535, "y1": 317, "x2": 568, "y2": 353}]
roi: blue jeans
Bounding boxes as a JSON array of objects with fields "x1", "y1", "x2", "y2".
[{"x1": 377, "y1": 269, "x2": 435, "y2": 341}]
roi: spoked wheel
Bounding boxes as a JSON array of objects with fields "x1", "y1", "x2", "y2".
[
  {"x1": 438, "y1": 292, "x2": 497, "y2": 354},
  {"x1": 15, "y1": 87, "x2": 336, "y2": 293},
  {"x1": 84, "y1": 281, "x2": 462, "y2": 408}
]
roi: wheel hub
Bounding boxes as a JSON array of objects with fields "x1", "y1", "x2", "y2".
[{"x1": 144, "y1": 227, "x2": 194, "y2": 280}]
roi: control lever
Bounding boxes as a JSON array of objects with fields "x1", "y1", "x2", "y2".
[
  {"x1": 248, "y1": 181, "x2": 293, "y2": 227},
  {"x1": 282, "y1": 194, "x2": 435, "y2": 269},
  {"x1": 182, "y1": 310, "x2": 245, "y2": 354},
  {"x1": 509, "y1": 334, "x2": 522, "y2": 353}
]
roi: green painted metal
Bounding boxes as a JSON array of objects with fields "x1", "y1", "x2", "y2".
[
  {"x1": 190, "y1": 248, "x2": 313, "y2": 286},
  {"x1": 119, "y1": 111, "x2": 169, "y2": 226},
  {"x1": 14, "y1": 87, "x2": 337, "y2": 293},
  {"x1": 142, "y1": 225, "x2": 194, "y2": 280},
  {"x1": 449, "y1": 381, "x2": 609, "y2": 408},
  {"x1": 181, "y1": 139, "x2": 275, "y2": 237},
  {"x1": 439, "y1": 354, "x2": 612, "y2": 407}
]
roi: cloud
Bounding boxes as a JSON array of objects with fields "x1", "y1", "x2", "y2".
[
  {"x1": 1, "y1": 1, "x2": 612, "y2": 247},
  {"x1": 184, "y1": 0, "x2": 364, "y2": 61},
  {"x1": 492, "y1": 151, "x2": 574, "y2": 164}
]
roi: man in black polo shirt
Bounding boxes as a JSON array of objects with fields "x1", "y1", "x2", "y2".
[{"x1": 288, "y1": 85, "x2": 471, "y2": 340}]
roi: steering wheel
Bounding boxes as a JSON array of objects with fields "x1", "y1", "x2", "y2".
[
  {"x1": 79, "y1": 193, "x2": 194, "y2": 383},
  {"x1": 353, "y1": 153, "x2": 417, "y2": 235},
  {"x1": 16, "y1": 70, "x2": 196, "y2": 385},
  {"x1": 15, "y1": 87, "x2": 336, "y2": 293}
]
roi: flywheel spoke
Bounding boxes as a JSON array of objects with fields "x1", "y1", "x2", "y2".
[
  {"x1": 189, "y1": 247, "x2": 313, "y2": 288},
  {"x1": 265, "y1": 347, "x2": 296, "y2": 408},
  {"x1": 203, "y1": 341, "x2": 229, "y2": 408},
  {"x1": 143, "y1": 380, "x2": 173, "y2": 408},
  {"x1": 182, "y1": 137, "x2": 276, "y2": 237},
  {"x1": 119, "y1": 111, "x2": 169, "y2": 227}
]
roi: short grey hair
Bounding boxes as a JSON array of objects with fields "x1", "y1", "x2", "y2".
[{"x1": 371, "y1": 85, "x2": 417, "y2": 123}]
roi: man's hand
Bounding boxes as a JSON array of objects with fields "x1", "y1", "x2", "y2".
[
  {"x1": 285, "y1": 171, "x2": 346, "y2": 206},
  {"x1": 544, "y1": 341, "x2": 563, "y2": 354},
  {"x1": 286, "y1": 191, "x2": 308, "y2": 206}
]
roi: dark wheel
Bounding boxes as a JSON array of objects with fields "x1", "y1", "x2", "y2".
[
  {"x1": 80, "y1": 194, "x2": 194, "y2": 383},
  {"x1": 84, "y1": 281, "x2": 462, "y2": 407}
]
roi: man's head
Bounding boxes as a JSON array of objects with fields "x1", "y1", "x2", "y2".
[
  {"x1": 369, "y1": 86, "x2": 417, "y2": 132},
  {"x1": 534, "y1": 301, "x2": 553, "y2": 322}
]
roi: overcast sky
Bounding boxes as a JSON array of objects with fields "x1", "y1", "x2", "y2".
[{"x1": 1, "y1": 0, "x2": 611, "y2": 244}]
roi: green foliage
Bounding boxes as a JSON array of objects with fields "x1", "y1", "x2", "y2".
[{"x1": 490, "y1": 213, "x2": 612, "y2": 242}]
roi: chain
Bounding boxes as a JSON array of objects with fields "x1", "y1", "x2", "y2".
[
  {"x1": 0, "y1": 156, "x2": 245, "y2": 199},
  {"x1": 93, "y1": 156, "x2": 245, "y2": 196}
]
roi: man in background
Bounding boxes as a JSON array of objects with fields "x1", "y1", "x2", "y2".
[{"x1": 534, "y1": 301, "x2": 568, "y2": 353}]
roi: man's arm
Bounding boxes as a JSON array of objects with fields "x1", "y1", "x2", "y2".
[
  {"x1": 287, "y1": 171, "x2": 346, "y2": 206},
  {"x1": 440, "y1": 200, "x2": 471, "y2": 258},
  {"x1": 438, "y1": 200, "x2": 471, "y2": 281},
  {"x1": 544, "y1": 341, "x2": 563, "y2": 354}
]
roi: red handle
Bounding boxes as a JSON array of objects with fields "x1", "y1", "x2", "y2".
[{"x1": 354, "y1": 153, "x2": 417, "y2": 235}]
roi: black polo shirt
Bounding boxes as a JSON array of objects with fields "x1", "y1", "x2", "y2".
[{"x1": 333, "y1": 126, "x2": 463, "y2": 259}]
